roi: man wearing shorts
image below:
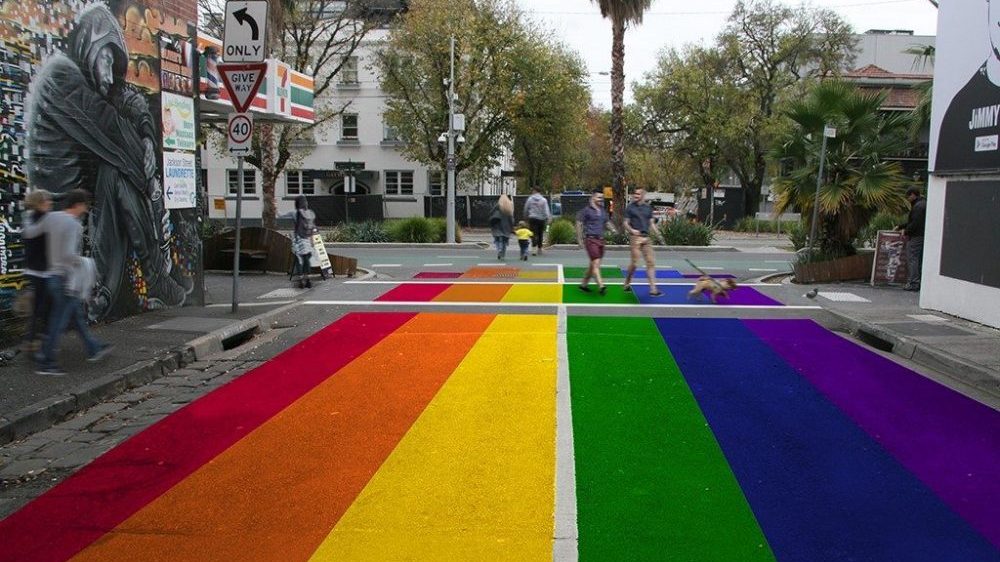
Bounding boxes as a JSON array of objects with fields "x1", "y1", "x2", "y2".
[
  {"x1": 576, "y1": 190, "x2": 609, "y2": 295},
  {"x1": 623, "y1": 189, "x2": 664, "y2": 297}
]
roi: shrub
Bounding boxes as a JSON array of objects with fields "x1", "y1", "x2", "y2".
[
  {"x1": 427, "y1": 217, "x2": 462, "y2": 243},
  {"x1": 657, "y1": 218, "x2": 715, "y2": 246},
  {"x1": 604, "y1": 230, "x2": 630, "y2": 245},
  {"x1": 786, "y1": 221, "x2": 809, "y2": 251},
  {"x1": 343, "y1": 221, "x2": 391, "y2": 243},
  {"x1": 388, "y1": 217, "x2": 435, "y2": 243},
  {"x1": 547, "y1": 219, "x2": 576, "y2": 245},
  {"x1": 855, "y1": 212, "x2": 905, "y2": 249},
  {"x1": 733, "y1": 217, "x2": 799, "y2": 233},
  {"x1": 321, "y1": 226, "x2": 344, "y2": 243},
  {"x1": 200, "y1": 219, "x2": 230, "y2": 240}
]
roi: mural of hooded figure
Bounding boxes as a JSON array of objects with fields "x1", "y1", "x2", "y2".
[{"x1": 25, "y1": 4, "x2": 190, "y2": 319}]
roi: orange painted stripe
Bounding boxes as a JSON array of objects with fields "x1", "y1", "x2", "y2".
[
  {"x1": 433, "y1": 284, "x2": 512, "y2": 302},
  {"x1": 71, "y1": 313, "x2": 494, "y2": 562},
  {"x1": 461, "y1": 266, "x2": 519, "y2": 279}
]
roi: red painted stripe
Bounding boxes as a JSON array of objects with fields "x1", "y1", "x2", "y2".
[
  {"x1": 375, "y1": 283, "x2": 451, "y2": 302},
  {"x1": 0, "y1": 312, "x2": 414, "y2": 562}
]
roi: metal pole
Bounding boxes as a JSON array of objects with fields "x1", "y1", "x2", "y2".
[
  {"x1": 446, "y1": 35, "x2": 456, "y2": 244},
  {"x1": 807, "y1": 132, "x2": 829, "y2": 257},
  {"x1": 344, "y1": 174, "x2": 350, "y2": 224},
  {"x1": 231, "y1": 156, "x2": 244, "y2": 313},
  {"x1": 708, "y1": 183, "x2": 715, "y2": 225}
]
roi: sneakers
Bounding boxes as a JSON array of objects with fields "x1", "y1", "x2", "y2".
[
  {"x1": 649, "y1": 291, "x2": 665, "y2": 298},
  {"x1": 36, "y1": 366, "x2": 67, "y2": 376},
  {"x1": 903, "y1": 284, "x2": 920, "y2": 292},
  {"x1": 599, "y1": 286, "x2": 608, "y2": 295},
  {"x1": 578, "y1": 284, "x2": 591, "y2": 293},
  {"x1": 88, "y1": 344, "x2": 115, "y2": 363},
  {"x1": 622, "y1": 285, "x2": 633, "y2": 293}
]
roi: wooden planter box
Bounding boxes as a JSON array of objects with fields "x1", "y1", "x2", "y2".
[
  {"x1": 793, "y1": 252, "x2": 874, "y2": 284},
  {"x1": 330, "y1": 255, "x2": 358, "y2": 277}
]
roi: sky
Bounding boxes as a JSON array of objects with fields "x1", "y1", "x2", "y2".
[{"x1": 513, "y1": 0, "x2": 940, "y2": 107}]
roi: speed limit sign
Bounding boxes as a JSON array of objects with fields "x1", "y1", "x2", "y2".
[{"x1": 228, "y1": 112, "x2": 253, "y2": 156}]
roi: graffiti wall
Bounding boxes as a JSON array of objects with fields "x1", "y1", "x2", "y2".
[{"x1": 0, "y1": 0, "x2": 201, "y2": 344}]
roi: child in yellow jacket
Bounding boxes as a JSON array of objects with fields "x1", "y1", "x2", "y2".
[{"x1": 515, "y1": 221, "x2": 533, "y2": 261}]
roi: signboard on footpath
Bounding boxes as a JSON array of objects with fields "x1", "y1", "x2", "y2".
[
  {"x1": 871, "y1": 230, "x2": 909, "y2": 286},
  {"x1": 163, "y1": 151, "x2": 198, "y2": 210}
]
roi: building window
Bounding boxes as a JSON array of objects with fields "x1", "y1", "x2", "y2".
[
  {"x1": 286, "y1": 170, "x2": 315, "y2": 195},
  {"x1": 428, "y1": 171, "x2": 444, "y2": 196},
  {"x1": 385, "y1": 170, "x2": 414, "y2": 195},
  {"x1": 342, "y1": 114, "x2": 358, "y2": 140},
  {"x1": 227, "y1": 168, "x2": 256, "y2": 195},
  {"x1": 340, "y1": 56, "x2": 359, "y2": 84},
  {"x1": 383, "y1": 122, "x2": 400, "y2": 142}
]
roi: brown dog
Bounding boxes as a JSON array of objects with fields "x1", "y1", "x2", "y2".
[{"x1": 688, "y1": 276, "x2": 738, "y2": 303}]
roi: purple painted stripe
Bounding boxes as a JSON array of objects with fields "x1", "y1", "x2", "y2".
[{"x1": 745, "y1": 319, "x2": 1000, "y2": 549}]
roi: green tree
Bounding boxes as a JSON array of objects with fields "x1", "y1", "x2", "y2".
[
  {"x1": 510, "y1": 42, "x2": 591, "y2": 193},
  {"x1": 771, "y1": 80, "x2": 910, "y2": 257},
  {"x1": 377, "y1": 0, "x2": 539, "y2": 179},
  {"x1": 592, "y1": 0, "x2": 653, "y2": 230}
]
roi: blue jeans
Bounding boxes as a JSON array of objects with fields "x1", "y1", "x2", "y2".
[
  {"x1": 38, "y1": 276, "x2": 102, "y2": 368},
  {"x1": 494, "y1": 236, "x2": 509, "y2": 257}
]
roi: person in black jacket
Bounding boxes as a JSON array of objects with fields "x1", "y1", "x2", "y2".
[
  {"x1": 898, "y1": 186, "x2": 927, "y2": 291},
  {"x1": 292, "y1": 195, "x2": 317, "y2": 289},
  {"x1": 20, "y1": 190, "x2": 53, "y2": 352}
]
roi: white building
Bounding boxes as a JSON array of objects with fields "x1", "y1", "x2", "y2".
[{"x1": 203, "y1": 5, "x2": 512, "y2": 224}]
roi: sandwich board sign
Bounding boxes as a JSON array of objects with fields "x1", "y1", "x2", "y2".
[
  {"x1": 223, "y1": 1, "x2": 268, "y2": 62},
  {"x1": 228, "y1": 112, "x2": 253, "y2": 156},
  {"x1": 218, "y1": 62, "x2": 267, "y2": 113}
]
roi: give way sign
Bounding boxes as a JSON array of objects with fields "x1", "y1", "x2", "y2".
[{"x1": 218, "y1": 62, "x2": 267, "y2": 113}]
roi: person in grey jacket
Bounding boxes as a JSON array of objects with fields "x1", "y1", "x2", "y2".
[
  {"x1": 524, "y1": 187, "x2": 551, "y2": 255},
  {"x1": 292, "y1": 195, "x2": 317, "y2": 289},
  {"x1": 35, "y1": 189, "x2": 113, "y2": 376},
  {"x1": 489, "y1": 194, "x2": 515, "y2": 260}
]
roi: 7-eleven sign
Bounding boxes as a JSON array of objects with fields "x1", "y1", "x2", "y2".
[{"x1": 218, "y1": 62, "x2": 267, "y2": 113}]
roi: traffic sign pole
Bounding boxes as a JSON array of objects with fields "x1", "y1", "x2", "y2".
[{"x1": 232, "y1": 155, "x2": 244, "y2": 313}]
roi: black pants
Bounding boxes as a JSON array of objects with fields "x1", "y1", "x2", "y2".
[
  {"x1": 24, "y1": 274, "x2": 51, "y2": 343},
  {"x1": 528, "y1": 218, "x2": 546, "y2": 251},
  {"x1": 906, "y1": 236, "x2": 924, "y2": 286}
]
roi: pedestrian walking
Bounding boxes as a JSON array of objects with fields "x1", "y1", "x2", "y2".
[
  {"x1": 292, "y1": 195, "x2": 317, "y2": 289},
  {"x1": 35, "y1": 189, "x2": 113, "y2": 376},
  {"x1": 515, "y1": 221, "x2": 533, "y2": 261},
  {"x1": 898, "y1": 186, "x2": 927, "y2": 292},
  {"x1": 489, "y1": 194, "x2": 514, "y2": 260},
  {"x1": 622, "y1": 189, "x2": 664, "y2": 297},
  {"x1": 524, "y1": 186, "x2": 551, "y2": 255},
  {"x1": 576, "y1": 190, "x2": 610, "y2": 295},
  {"x1": 20, "y1": 190, "x2": 54, "y2": 352}
]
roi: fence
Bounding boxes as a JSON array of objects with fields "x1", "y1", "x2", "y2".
[{"x1": 306, "y1": 195, "x2": 385, "y2": 226}]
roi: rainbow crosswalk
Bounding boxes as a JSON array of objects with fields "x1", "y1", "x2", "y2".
[{"x1": 1, "y1": 311, "x2": 997, "y2": 561}]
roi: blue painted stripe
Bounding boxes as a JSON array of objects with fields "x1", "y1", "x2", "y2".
[
  {"x1": 656, "y1": 318, "x2": 999, "y2": 562},
  {"x1": 622, "y1": 268, "x2": 684, "y2": 279}
]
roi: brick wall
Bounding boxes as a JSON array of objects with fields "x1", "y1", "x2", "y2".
[{"x1": 161, "y1": 0, "x2": 197, "y2": 23}]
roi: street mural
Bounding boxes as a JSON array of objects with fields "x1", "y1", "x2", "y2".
[{"x1": 0, "y1": 0, "x2": 200, "y2": 339}]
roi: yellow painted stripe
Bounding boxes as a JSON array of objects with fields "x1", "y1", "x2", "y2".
[
  {"x1": 309, "y1": 314, "x2": 557, "y2": 561},
  {"x1": 517, "y1": 270, "x2": 558, "y2": 280},
  {"x1": 502, "y1": 284, "x2": 562, "y2": 303}
]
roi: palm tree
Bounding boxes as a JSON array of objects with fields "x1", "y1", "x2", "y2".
[
  {"x1": 771, "y1": 81, "x2": 910, "y2": 257},
  {"x1": 593, "y1": 0, "x2": 653, "y2": 229}
]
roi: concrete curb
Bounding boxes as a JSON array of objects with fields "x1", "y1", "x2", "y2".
[
  {"x1": 824, "y1": 308, "x2": 1000, "y2": 398},
  {"x1": 0, "y1": 302, "x2": 299, "y2": 447}
]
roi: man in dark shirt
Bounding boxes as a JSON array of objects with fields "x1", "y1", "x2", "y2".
[
  {"x1": 576, "y1": 190, "x2": 609, "y2": 295},
  {"x1": 898, "y1": 186, "x2": 927, "y2": 291},
  {"x1": 622, "y1": 189, "x2": 664, "y2": 296},
  {"x1": 935, "y1": 0, "x2": 1000, "y2": 173}
]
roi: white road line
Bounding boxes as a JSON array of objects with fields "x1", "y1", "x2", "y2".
[
  {"x1": 476, "y1": 263, "x2": 512, "y2": 267},
  {"x1": 698, "y1": 266, "x2": 725, "y2": 270},
  {"x1": 422, "y1": 263, "x2": 453, "y2": 267},
  {"x1": 557, "y1": 264, "x2": 566, "y2": 285},
  {"x1": 369, "y1": 264, "x2": 401, "y2": 267},
  {"x1": 345, "y1": 280, "x2": 785, "y2": 287},
  {"x1": 207, "y1": 300, "x2": 295, "y2": 308},
  {"x1": 748, "y1": 268, "x2": 779, "y2": 272},
  {"x1": 554, "y1": 304, "x2": 578, "y2": 561},
  {"x1": 302, "y1": 300, "x2": 820, "y2": 310}
]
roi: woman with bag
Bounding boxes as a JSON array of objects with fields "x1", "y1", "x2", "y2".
[
  {"x1": 291, "y1": 195, "x2": 318, "y2": 289},
  {"x1": 489, "y1": 194, "x2": 514, "y2": 260}
]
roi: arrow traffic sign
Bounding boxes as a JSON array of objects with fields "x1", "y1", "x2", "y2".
[
  {"x1": 223, "y1": 1, "x2": 268, "y2": 62},
  {"x1": 218, "y1": 62, "x2": 267, "y2": 113}
]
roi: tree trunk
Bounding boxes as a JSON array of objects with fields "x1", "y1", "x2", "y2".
[
  {"x1": 609, "y1": 16, "x2": 627, "y2": 231},
  {"x1": 259, "y1": 123, "x2": 277, "y2": 230}
]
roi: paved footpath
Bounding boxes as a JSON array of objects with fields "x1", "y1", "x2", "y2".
[{"x1": 0, "y1": 264, "x2": 998, "y2": 561}]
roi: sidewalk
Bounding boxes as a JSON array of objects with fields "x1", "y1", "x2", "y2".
[
  {"x1": 0, "y1": 271, "x2": 349, "y2": 446},
  {"x1": 787, "y1": 280, "x2": 1000, "y2": 401}
]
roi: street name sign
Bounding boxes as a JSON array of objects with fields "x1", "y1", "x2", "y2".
[
  {"x1": 223, "y1": 1, "x2": 269, "y2": 62},
  {"x1": 218, "y1": 62, "x2": 267, "y2": 113},
  {"x1": 228, "y1": 112, "x2": 253, "y2": 156}
]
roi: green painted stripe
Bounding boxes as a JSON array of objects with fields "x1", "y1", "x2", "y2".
[
  {"x1": 568, "y1": 316, "x2": 775, "y2": 561},
  {"x1": 561, "y1": 284, "x2": 638, "y2": 304},
  {"x1": 291, "y1": 88, "x2": 313, "y2": 106},
  {"x1": 563, "y1": 266, "x2": 623, "y2": 278}
]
